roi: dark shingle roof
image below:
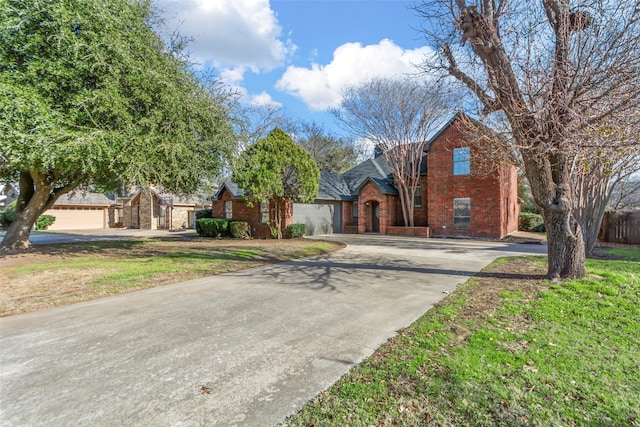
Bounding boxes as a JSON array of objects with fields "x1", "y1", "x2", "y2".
[
  {"x1": 342, "y1": 156, "x2": 393, "y2": 194},
  {"x1": 317, "y1": 172, "x2": 353, "y2": 200},
  {"x1": 215, "y1": 182, "x2": 245, "y2": 200},
  {"x1": 359, "y1": 177, "x2": 399, "y2": 196},
  {"x1": 54, "y1": 191, "x2": 114, "y2": 206}
]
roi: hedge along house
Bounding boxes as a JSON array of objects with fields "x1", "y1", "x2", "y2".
[
  {"x1": 118, "y1": 187, "x2": 210, "y2": 230},
  {"x1": 213, "y1": 113, "x2": 519, "y2": 239},
  {"x1": 211, "y1": 182, "x2": 289, "y2": 239}
]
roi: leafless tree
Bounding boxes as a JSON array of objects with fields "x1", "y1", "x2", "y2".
[
  {"x1": 331, "y1": 77, "x2": 448, "y2": 227},
  {"x1": 573, "y1": 114, "x2": 640, "y2": 255},
  {"x1": 414, "y1": 0, "x2": 640, "y2": 278},
  {"x1": 610, "y1": 175, "x2": 640, "y2": 212},
  {"x1": 292, "y1": 121, "x2": 361, "y2": 173}
]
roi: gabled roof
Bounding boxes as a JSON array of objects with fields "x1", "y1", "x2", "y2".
[
  {"x1": 214, "y1": 182, "x2": 245, "y2": 200},
  {"x1": 1, "y1": 183, "x2": 18, "y2": 195},
  {"x1": 355, "y1": 176, "x2": 399, "y2": 196},
  {"x1": 342, "y1": 156, "x2": 393, "y2": 194},
  {"x1": 423, "y1": 111, "x2": 463, "y2": 150},
  {"x1": 118, "y1": 186, "x2": 211, "y2": 206}
]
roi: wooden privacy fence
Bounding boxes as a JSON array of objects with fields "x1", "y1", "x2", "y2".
[{"x1": 599, "y1": 211, "x2": 640, "y2": 244}]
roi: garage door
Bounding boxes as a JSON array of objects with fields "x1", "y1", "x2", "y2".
[
  {"x1": 293, "y1": 202, "x2": 342, "y2": 235},
  {"x1": 45, "y1": 207, "x2": 106, "y2": 230}
]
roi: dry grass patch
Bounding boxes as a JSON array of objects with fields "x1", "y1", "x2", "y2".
[{"x1": 0, "y1": 236, "x2": 342, "y2": 316}]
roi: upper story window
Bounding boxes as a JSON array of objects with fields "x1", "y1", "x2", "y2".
[
  {"x1": 453, "y1": 147, "x2": 471, "y2": 175},
  {"x1": 224, "y1": 200, "x2": 232, "y2": 219},
  {"x1": 414, "y1": 186, "x2": 422, "y2": 208}
]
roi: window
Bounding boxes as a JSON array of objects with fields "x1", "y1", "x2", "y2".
[
  {"x1": 453, "y1": 147, "x2": 470, "y2": 175},
  {"x1": 260, "y1": 202, "x2": 269, "y2": 225},
  {"x1": 454, "y1": 198, "x2": 471, "y2": 230},
  {"x1": 224, "y1": 201, "x2": 232, "y2": 219},
  {"x1": 353, "y1": 203, "x2": 359, "y2": 226},
  {"x1": 414, "y1": 186, "x2": 422, "y2": 208}
]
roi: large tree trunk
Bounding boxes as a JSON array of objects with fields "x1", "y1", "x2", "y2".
[
  {"x1": 1, "y1": 205, "x2": 41, "y2": 250},
  {"x1": 2, "y1": 176, "x2": 50, "y2": 250},
  {"x1": 543, "y1": 207, "x2": 586, "y2": 279},
  {"x1": 1, "y1": 171, "x2": 76, "y2": 251},
  {"x1": 524, "y1": 154, "x2": 587, "y2": 279}
]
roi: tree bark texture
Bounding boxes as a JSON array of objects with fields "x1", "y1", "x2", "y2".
[{"x1": 1, "y1": 172, "x2": 76, "y2": 250}]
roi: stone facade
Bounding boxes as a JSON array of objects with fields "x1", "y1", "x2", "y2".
[{"x1": 121, "y1": 188, "x2": 201, "y2": 230}]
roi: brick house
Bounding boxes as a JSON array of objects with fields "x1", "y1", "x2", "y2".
[
  {"x1": 119, "y1": 187, "x2": 210, "y2": 230},
  {"x1": 212, "y1": 113, "x2": 519, "y2": 239}
]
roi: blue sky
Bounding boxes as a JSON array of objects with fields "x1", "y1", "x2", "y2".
[{"x1": 156, "y1": 0, "x2": 434, "y2": 134}]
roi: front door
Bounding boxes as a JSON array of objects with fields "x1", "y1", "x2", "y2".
[{"x1": 371, "y1": 201, "x2": 380, "y2": 232}]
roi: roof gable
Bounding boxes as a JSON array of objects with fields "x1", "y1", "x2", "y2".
[
  {"x1": 214, "y1": 182, "x2": 245, "y2": 200},
  {"x1": 356, "y1": 177, "x2": 399, "y2": 196},
  {"x1": 342, "y1": 156, "x2": 392, "y2": 194}
]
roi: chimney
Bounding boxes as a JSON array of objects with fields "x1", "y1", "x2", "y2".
[{"x1": 374, "y1": 145, "x2": 384, "y2": 158}]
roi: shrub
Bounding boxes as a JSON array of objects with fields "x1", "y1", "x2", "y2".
[
  {"x1": 196, "y1": 218, "x2": 230, "y2": 237},
  {"x1": 521, "y1": 201, "x2": 540, "y2": 214},
  {"x1": 2, "y1": 200, "x2": 16, "y2": 225},
  {"x1": 36, "y1": 215, "x2": 56, "y2": 230},
  {"x1": 195, "y1": 209, "x2": 211, "y2": 220},
  {"x1": 230, "y1": 221, "x2": 251, "y2": 239},
  {"x1": 285, "y1": 223, "x2": 306, "y2": 239},
  {"x1": 519, "y1": 212, "x2": 545, "y2": 232}
]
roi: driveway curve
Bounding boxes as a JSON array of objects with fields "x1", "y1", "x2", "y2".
[{"x1": 0, "y1": 234, "x2": 546, "y2": 426}]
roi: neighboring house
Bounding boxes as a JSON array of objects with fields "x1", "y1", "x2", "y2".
[
  {"x1": 118, "y1": 187, "x2": 210, "y2": 230},
  {"x1": 212, "y1": 113, "x2": 519, "y2": 239},
  {"x1": 0, "y1": 183, "x2": 19, "y2": 211},
  {"x1": 44, "y1": 192, "x2": 116, "y2": 230}
]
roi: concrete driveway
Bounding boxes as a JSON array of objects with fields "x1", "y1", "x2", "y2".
[
  {"x1": 0, "y1": 228, "x2": 198, "y2": 246},
  {"x1": 0, "y1": 234, "x2": 546, "y2": 426}
]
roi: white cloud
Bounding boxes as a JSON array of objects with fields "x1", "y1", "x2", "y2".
[
  {"x1": 156, "y1": 0, "x2": 295, "y2": 72},
  {"x1": 249, "y1": 92, "x2": 283, "y2": 108},
  {"x1": 276, "y1": 39, "x2": 434, "y2": 111}
]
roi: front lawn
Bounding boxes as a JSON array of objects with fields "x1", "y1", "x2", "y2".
[
  {"x1": 0, "y1": 237, "x2": 342, "y2": 316},
  {"x1": 284, "y1": 248, "x2": 640, "y2": 426}
]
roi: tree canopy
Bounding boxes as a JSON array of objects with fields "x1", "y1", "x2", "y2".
[
  {"x1": 0, "y1": 0, "x2": 235, "y2": 249},
  {"x1": 232, "y1": 127, "x2": 320, "y2": 238},
  {"x1": 295, "y1": 121, "x2": 359, "y2": 174}
]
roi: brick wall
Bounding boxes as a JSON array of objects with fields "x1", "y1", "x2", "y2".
[
  {"x1": 426, "y1": 120, "x2": 518, "y2": 239},
  {"x1": 393, "y1": 177, "x2": 428, "y2": 227},
  {"x1": 211, "y1": 189, "x2": 293, "y2": 238},
  {"x1": 358, "y1": 181, "x2": 397, "y2": 234}
]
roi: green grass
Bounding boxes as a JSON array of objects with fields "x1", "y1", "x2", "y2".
[
  {"x1": 1, "y1": 238, "x2": 343, "y2": 316},
  {"x1": 608, "y1": 247, "x2": 640, "y2": 261},
  {"x1": 285, "y1": 248, "x2": 640, "y2": 426}
]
